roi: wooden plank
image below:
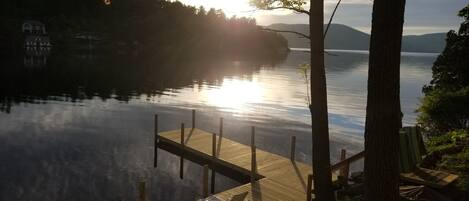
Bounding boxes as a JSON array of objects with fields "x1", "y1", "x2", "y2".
[
  {"x1": 213, "y1": 179, "x2": 306, "y2": 201},
  {"x1": 400, "y1": 167, "x2": 459, "y2": 189},
  {"x1": 331, "y1": 150, "x2": 364, "y2": 171}
]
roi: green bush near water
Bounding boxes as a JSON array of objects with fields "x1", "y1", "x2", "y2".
[{"x1": 417, "y1": 3, "x2": 469, "y2": 195}]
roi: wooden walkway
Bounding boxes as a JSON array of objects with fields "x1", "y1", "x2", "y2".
[{"x1": 157, "y1": 127, "x2": 338, "y2": 201}]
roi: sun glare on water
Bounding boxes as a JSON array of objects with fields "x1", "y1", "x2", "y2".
[{"x1": 203, "y1": 78, "x2": 264, "y2": 112}]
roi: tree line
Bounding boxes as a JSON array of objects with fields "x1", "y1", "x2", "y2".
[{"x1": 0, "y1": 0, "x2": 288, "y2": 59}]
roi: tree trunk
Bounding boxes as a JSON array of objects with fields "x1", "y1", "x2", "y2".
[
  {"x1": 309, "y1": 0, "x2": 334, "y2": 200},
  {"x1": 364, "y1": 0, "x2": 406, "y2": 200}
]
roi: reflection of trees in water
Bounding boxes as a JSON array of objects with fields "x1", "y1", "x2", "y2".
[
  {"x1": 281, "y1": 51, "x2": 369, "y2": 73},
  {"x1": 0, "y1": 50, "x2": 287, "y2": 113},
  {"x1": 283, "y1": 50, "x2": 434, "y2": 73}
]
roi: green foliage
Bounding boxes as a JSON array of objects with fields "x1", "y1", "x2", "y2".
[
  {"x1": 423, "y1": 31, "x2": 469, "y2": 93},
  {"x1": 418, "y1": 5, "x2": 469, "y2": 135},
  {"x1": 249, "y1": 0, "x2": 308, "y2": 11},
  {"x1": 418, "y1": 87, "x2": 469, "y2": 134},
  {"x1": 419, "y1": 5, "x2": 469, "y2": 193},
  {"x1": 458, "y1": 4, "x2": 469, "y2": 20},
  {"x1": 427, "y1": 130, "x2": 468, "y2": 150},
  {"x1": 424, "y1": 130, "x2": 469, "y2": 192}
]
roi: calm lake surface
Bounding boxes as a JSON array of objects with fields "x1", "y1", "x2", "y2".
[{"x1": 0, "y1": 49, "x2": 437, "y2": 200}]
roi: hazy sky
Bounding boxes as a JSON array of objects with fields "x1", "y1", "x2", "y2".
[{"x1": 179, "y1": 0, "x2": 468, "y2": 35}]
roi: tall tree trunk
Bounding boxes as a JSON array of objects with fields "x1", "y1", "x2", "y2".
[
  {"x1": 364, "y1": 0, "x2": 406, "y2": 200},
  {"x1": 309, "y1": 0, "x2": 334, "y2": 200}
]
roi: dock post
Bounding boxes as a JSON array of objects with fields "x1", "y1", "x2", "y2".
[
  {"x1": 212, "y1": 133, "x2": 217, "y2": 157},
  {"x1": 339, "y1": 149, "x2": 349, "y2": 184},
  {"x1": 192, "y1": 109, "x2": 196, "y2": 129},
  {"x1": 211, "y1": 133, "x2": 216, "y2": 193},
  {"x1": 203, "y1": 164, "x2": 209, "y2": 198},
  {"x1": 250, "y1": 126, "x2": 256, "y2": 183},
  {"x1": 180, "y1": 123, "x2": 185, "y2": 179},
  {"x1": 306, "y1": 174, "x2": 313, "y2": 201},
  {"x1": 154, "y1": 114, "x2": 158, "y2": 168},
  {"x1": 139, "y1": 181, "x2": 146, "y2": 201},
  {"x1": 219, "y1": 118, "x2": 223, "y2": 137},
  {"x1": 290, "y1": 136, "x2": 296, "y2": 161}
]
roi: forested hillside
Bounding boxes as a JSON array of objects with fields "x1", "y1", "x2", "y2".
[
  {"x1": 0, "y1": 0, "x2": 288, "y2": 59},
  {"x1": 268, "y1": 23, "x2": 446, "y2": 53}
]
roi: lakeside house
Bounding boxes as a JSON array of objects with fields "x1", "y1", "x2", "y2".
[
  {"x1": 22, "y1": 20, "x2": 51, "y2": 67},
  {"x1": 22, "y1": 20, "x2": 47, "y2": 35},
  {"x1": 22, "y1": 20, "x2": 52, "y2": 47}
]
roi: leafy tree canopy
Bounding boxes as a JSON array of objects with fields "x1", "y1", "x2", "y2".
[
  {"x1": 249, "y1": 0, "x2": 309, "y2": 14},
  {"x1": 419, "y1": 4, "x2": 469, "y2": 135},
  {"x1": 458, "y1": 4, "x2": 469, "y2": 20}
]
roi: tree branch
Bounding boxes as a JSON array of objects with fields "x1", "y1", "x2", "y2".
[
  {"x1": 324, "y1": 0, "x2": 343, "y2": 39},
  {"x1": 262, "y1": 27, "x2": 311, "y2": 40},
  {"x1": 265, "y1": 6, "x2": 310, "y2": 15}
]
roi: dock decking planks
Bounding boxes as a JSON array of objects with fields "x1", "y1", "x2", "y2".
[
  {"x1": 400, "y1": 167, "x2": 459, "y2": 189},
  {"x1": 158, "y1": 128, "x2": 338, "y2": 201}
]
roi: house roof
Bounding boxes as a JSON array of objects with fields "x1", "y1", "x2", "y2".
[{"x1": 23, "y1": 20, "x2": 45, "y2": 26}]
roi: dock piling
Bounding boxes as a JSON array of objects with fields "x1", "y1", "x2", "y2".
[
  {"x1": 212, "y1": 133, "x2": 217, "y2": 158},
  {"x1": 250, "y1": 126, "x2": 256, "y2": 183},
  {"x1": 211, "y1": 132, "x2": 216, "y2": 193},
  {"x1": 339, "y1": 149, "x2": 349, "y2": 184},
  {"x1": 290, "y1": 136, "x2": 296, "y2": 161},
  {"x1": 192, "y1": 110, "x2": 196, "y2": 129},
  {"x1": 154, "y1": 114, "x2": 158, "y2": 168},
  {"x1": 180, "y1": 123, "x2": 185, "y2": 179},
  {"x1": 181, "y1": 123, "x2": 185, "y2": 145},
  {"x1": 139, "y1": 181, "x2": 146, "y2": 201},
  {"x1": 203, "y1": 164, "x2": 209, "y2": 197},
  {"x1": 211, "y1": 169, "x2": 216, "y2": 194},
  {"x1": 219, "y1": 118, "x2": 223, "y2": 137},
  {"x1": 306, "y1": 174, "x2": 313, "y2": 201}
]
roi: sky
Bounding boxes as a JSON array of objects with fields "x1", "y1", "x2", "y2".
[{"x1": 178, "y1": 0, "x2": 469, "y2": 35}]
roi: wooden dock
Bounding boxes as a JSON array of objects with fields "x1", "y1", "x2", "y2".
[
  {"x1": 151, "y1": 112, "x2": 459, "y2": 201},
  {"x1": 157, "y1": 127, "x2": 324, "y2": 201},
  {"x1": 153, "y1": 111, "x2": 363, "y2": 201}
]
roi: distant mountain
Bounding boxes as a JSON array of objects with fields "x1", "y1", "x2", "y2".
[{"x1": 267, "y1": 23, "x2": 447, "y2": 53}]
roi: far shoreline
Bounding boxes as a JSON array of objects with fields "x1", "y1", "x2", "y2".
[{"x1": 290, "y1": 47, "x2": 441, "y2": 56}]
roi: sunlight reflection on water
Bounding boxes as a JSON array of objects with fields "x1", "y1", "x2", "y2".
[{"x1": 154, "y1": 50, "x2": 435, "y2": 137}]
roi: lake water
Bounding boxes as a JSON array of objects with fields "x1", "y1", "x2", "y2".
[{"x1": 0, "y1": 49, "x2": 437, "y2": 200}]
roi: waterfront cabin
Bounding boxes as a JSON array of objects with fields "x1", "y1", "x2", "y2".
[{"x1": 22, "y1": 20, "x2": 47, "y2": 35}]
